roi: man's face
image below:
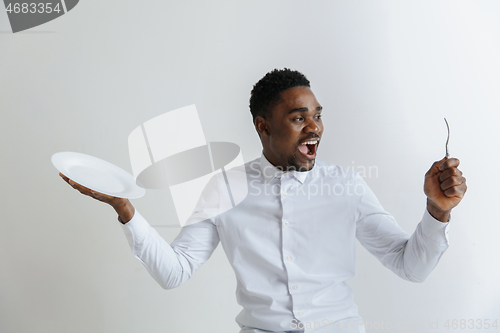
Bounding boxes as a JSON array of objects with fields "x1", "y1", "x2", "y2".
[{"x1": 257, "y1": 86, "x2": 323, "y2": 172}]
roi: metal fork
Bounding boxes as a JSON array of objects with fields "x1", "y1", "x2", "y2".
[{"x1": 444, "y1": 118, "x2": 450, "y2": 158}]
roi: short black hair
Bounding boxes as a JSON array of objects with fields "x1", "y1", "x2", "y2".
[{"x1": 249, "y1": 68, "x2": 310, "y2": 122}]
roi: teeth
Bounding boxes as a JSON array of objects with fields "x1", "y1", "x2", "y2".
[{"x1": 301, "y1": 140, "x2": 318, "y2": 145}]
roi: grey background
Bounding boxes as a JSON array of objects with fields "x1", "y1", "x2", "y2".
[{"x1": 1, "y1": 1, "x2": 499, "y2": 332}]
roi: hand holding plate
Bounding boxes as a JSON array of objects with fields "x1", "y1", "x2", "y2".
[
  {"x1": 59, "y1": 172, "x2": 124, "y2": 204},
  {"x1": 58, "y1": 172, "x2": 135, "y2": 224}
]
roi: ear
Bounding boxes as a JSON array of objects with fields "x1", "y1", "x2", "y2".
[{"x1": 255, "y1": 116, "x2": 270, "y2": 137}]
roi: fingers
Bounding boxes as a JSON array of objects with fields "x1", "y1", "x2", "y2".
[
  {"x1": 436, "y1": 157, "x2": 467, "y2": 198},
  {"x1": 59, "y1": 172, "x2": 93, "y2": 196},
  {"x1": 60, "y1": 173, "x2": 79, "y2": 190},
  {"x1": 439, "y1": 157, "x2": 460, "y2": 170},
  {"x1": 427, "y1": 156, "x2": 448, "y2": 176},
  {"x1": 90, "y1": 191, "x2": 106, "y2": 200},
  {"x1": 443, "y1": 180, "x2": 467, "y2": 198},
  {"x1": 428, "y1": 157, "x2": 459, "y2": 174},
  {"x1": 429, "y1": 156, "x2": 446, "y2": 170},
  {"x1": 439, "y1": 167, "x2": 463, "y2": 182},
  {"x1": 59, "y1": 172, "x2": 70, "y2": 184},
  {"x1": 59, "y1": 172, "x2": 119, "y2": 204},
  {"x1": 440, "y1": 175, "x2": 466, "y2": 191},
  {"x1": 71, "y1": 180, "x2": 92, "y2": 195}
]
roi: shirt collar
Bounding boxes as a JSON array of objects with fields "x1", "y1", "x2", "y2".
[{"x1": 259, "y1": 152, "x2": 310, "y2": 185}]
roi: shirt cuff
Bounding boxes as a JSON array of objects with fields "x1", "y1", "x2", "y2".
[
  {"x1": 120, "y1": 210, "x2": 150, "y2": 246},
  {"x1": 421, "y1": 208, "x2": 451, "y2": 242}
]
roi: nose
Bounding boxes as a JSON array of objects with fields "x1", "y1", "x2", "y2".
[{"x1": 304, "y1": 117, "x2": 321, "y2": 134}]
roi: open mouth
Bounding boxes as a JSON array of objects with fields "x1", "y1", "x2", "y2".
[{"x1": 298, "y1": 138, "x2": 319, "y2": 159}]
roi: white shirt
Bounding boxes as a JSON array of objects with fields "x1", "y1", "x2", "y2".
[{"x1": 121, "y1": 153, "x2": 450, "y2": 333}]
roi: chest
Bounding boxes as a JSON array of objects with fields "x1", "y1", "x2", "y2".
[{"x1": 215, "y1": 178, "x2": 358, "y2": 258}]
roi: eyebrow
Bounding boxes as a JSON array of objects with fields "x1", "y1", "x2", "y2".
[{"x1": 288, "y1": 106, "x2": 323, "y2": 114}]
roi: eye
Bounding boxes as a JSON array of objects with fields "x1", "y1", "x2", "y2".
[
  {"x1": 293, "y1": 117, "x2": 304, "y2": 122},
  {"x1": 315, "y1": 114, "x2": 322, "y2": 120}
]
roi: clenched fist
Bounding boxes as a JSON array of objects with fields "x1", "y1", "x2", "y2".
[{"x1": 424, "y1": 157, "x2": 467, "y2": 222}]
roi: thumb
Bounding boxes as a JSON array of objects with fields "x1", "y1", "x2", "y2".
[{"x1": 428, "y1": 156, "x2": 447, "y2": 176}]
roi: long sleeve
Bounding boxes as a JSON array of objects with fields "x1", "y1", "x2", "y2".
[
  {"x1": 354, "y1": 172, "x2": 450, "y2": 283},
  {"x1": 121, "y1": 210, "x2": 220, "y2": 290}
]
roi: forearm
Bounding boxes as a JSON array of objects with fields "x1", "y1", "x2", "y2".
[
  {"x1": 121, "y1": 210, "x2": 186, "y2": 289},
  {"x1": 400, "y1": 209, "x2": 450, "y2": 282}
]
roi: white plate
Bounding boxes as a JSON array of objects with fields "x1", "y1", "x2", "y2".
[{"x1": 52, "y1": 152, "x2": 145, "y2": 199}]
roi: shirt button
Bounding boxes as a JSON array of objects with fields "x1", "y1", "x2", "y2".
[
  {"x1": 286, "y1": 256, "x2": 292, "y2": 261},
  {"x1": 297, "y1": 311, "x2": 303, "y2": 316},
  {"x1": 284, "y1": 221, "x2": 289, "y2": 227},
  {"x1": 282, "y1": 192, "x2": 288, "y2": 197},
  {"x1": 292, "y1": 285, "x2": 298, "y2": 290}
]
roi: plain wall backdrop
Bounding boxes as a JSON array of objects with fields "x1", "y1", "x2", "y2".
[{"x1": 1, "y1": 1, "x2": 499, "y2": 332}]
